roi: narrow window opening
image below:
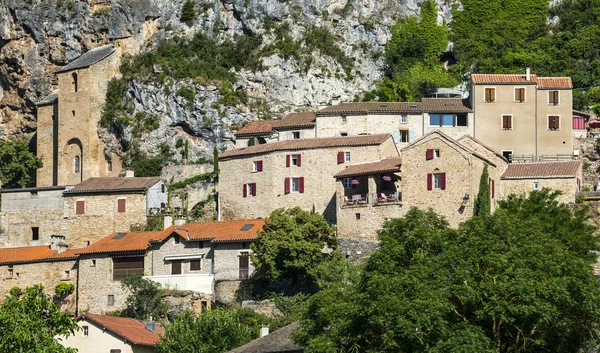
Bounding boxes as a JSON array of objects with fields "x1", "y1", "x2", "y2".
[{"x1": 31, "y1": 227, "x2": 39, "y2": 241}]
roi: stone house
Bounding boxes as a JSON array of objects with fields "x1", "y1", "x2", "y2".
[
  {"x1": 37, "y1": 44, "x2": 123, "y2": 187},
  {"x1": 59, "y1": 313, "x2": 160, "y2": 353},
  {"x1": 0, "y1": 176, "x2": 167, "y2": 248},
  {"x1": 470, "y1": 71, "x2": 573, "y2": 159},
  {"x1": 499, "y1": 160, "x2": 582, "y2": 204},
  {"x1": 219, "y1": 134, "x2": 399, "y2": 223},
  {"x1": 234, "y1": 112, "x2": 316, "y2": 148},
  {"x1": 75, "y1": 219, "x2": 264, "y2": 314}
]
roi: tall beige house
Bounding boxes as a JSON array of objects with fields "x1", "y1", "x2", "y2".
[
  {"x1": 36, "y1": 45, "x2": 122, "y2": 187},
  {"x1": 471, "y1": 71, "x2": 573, "y2": 160}
]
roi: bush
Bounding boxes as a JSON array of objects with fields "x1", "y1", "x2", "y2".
[
  {"x1": 180, "y1": 0, "x2": 196, "y2": 24},
  {"x1": 130, "y1": 157, "x2": 164, "y2": 177},
  {"x1": 55, "y1": 283, "x2": 75, "y2": 299},
  {"x1": 121, "y1": 275, "x2": 167, "y2": 320}
]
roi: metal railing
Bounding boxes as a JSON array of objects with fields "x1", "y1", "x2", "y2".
[
  {"x1": 372, "y1": 192, "x2": 402, "y2": 205},
  {"x1": 511, "y1": 154, "x2": 576, "y2": 163},
  {"x1": 341, "y1": 194, "x2": 369, "y2": 207}
]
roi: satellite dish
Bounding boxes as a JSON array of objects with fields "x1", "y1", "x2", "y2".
[{"x1": 462, "y1": 91, "x2": 470, "y2": 99}]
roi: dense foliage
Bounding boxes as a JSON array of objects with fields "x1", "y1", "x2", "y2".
[
  {"x1": 473, "y1": 164, "x2": 491, "y2": 217},
  {"x1": 129, "y1": 157, "x2": 164, "y2": 177},
  {"x1": 0, "y1": 284, "x2": 78, "y2": 352},
  {"x1": 120, "y1": 275, "x2": 168, "y2": 320},
  {"x1": 157, "y1": 308, "x2": 268, "y2": 353},
  {"x1": 297, "y1": 191, "x2": 600, "y2": 352},
  {"x1": 0, "y1": 138, "x2": 42, "y2": 189}
]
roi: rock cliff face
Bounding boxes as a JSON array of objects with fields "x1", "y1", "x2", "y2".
[{"x1": 0, "y1": 0, "x2": 450, "y2": 160}]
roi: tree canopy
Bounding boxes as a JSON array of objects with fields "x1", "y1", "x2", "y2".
[
  {"x1": 120, "y1": 275, "x2": 168, "y2": 320},
  {"x1": 296, "y1": 190, "x2": 600, "y2": 352},
  {"x1": 0, "y1": 285, "x2": 78, "y2": 352},
  {"x1": 0, "y1": 138, "x2": 42, "y2": 189},
  {"x1": 473, "y1": 164, "x2": 491, "y2": 217}
]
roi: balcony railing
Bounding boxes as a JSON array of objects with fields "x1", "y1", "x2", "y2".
[
  {"x1": 373, "y1": 192, "x2": 402, "y2": 205},
  {"x1": 341, "y1": 194, "x2": 369, "y2": 207}
]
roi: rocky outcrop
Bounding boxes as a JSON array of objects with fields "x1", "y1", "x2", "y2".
[{"x1": 0, "y1": 0, "x2": 449, "y2": 159}]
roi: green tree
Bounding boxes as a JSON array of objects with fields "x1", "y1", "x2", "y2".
[
  {"x1": 157, "y1": 308, "x2": 267, "y2": 353},
  {"x1": 298, "y1": 192, "x2": 600, "y2": 352},
  {"x1": 0, "y1": 138, "x2": 42, "y2": 188},
  {"x1": 180, "y1": 0, "x2": 196, "y2": 25},
  {"x1": 121, "y1": 275, "x2": 168, "y2": 320},
  {"x1": 0, "y1": 284, "x2": 78, "y2": 352},
  {"x1": 129, "y1": 157, "x2": 164, "y2": 177},
  {"x1": 473, "y1": 164, "x2": 491, "y2": 217},
  {"x1": 250, "y1": 207, "x2": 339, "y2": 294}
]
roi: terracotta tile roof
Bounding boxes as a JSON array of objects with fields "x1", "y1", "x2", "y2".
[
  {"x1": 226, "y1": 322, "x2": 303, "y2": 353},
  {"x1": 573, "y1": 109, "x2": 591, "y2": 117},
  {"x1": 0, "y1": 245, "x2": 79, "y2": 265},
  {"x1": 174, "y1": 219, "x2": 266, "y2": 242},
  {"x1": 316, "y1": 98, "x2": 471, "y2": 115},
  {"x1": 501, "y1": 161, "x2": 581, "y2": 179},
  {"x1": 220, "y1": 134, "x2": 392, "y2": 159},
  {"x1": 64, "y1": 177, "x2": 162, "y2": 195},
  {"x1": 236, "y1": 121, "x2": 278, "y2": 136},
  {"x1": 55, "y1": 45, "x2": 115, "y2": 73},
  {"x1": 54, "y1": 248, "x2": 83, "y2": 260},
  {"x1": 81, "y1": 314, "x2": 161, "y2": 346},
  {"x1": 457, "y1": 135, "x2": 508, "y2": 162},
  {"x1": 471, "y1": 74, "x2": 539, "y2": 85},
  {"x1": 274, "y1": 112, "x2": 316, "y2": 129},
  {"x1": 537, "y1": 77, "x2": 572, "y2": 89},
  {"x1": 75, "y1": 229, "x2": 173, "y2": 255},
  {"x1": 334, "y1": 158, "x2": 402, "y2": 178}
]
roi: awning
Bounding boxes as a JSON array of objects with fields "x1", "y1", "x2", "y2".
[{"x1": 164, "y1": 254, "x2": 204, "y2": 261}]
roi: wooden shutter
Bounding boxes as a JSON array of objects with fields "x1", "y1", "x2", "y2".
[
  {"x1": 171, "y1": 260, "x2": 182, "y2": 275},
  {"x1": 286, "y1": 155, "x2": 290, "y2": 167},
  {"x1": 76, "y1": 200, "x2": 85, "y2": 215},
  {"x1": 243, "y1": 184, "x2": 247, "y2": 197},
  {"x1": 190, "y1": 260, "x2": 201, "y2": 271},
  {"x1": 492, "y1": 180, "x2": 495, "y2": 198},
  {"x1": 550, "y1": 91, "x2": 559, "y2": 105},
  {"x1": 549, "y1": 116, "x2": 559, "y2": 130},
  {"x1": 441, "y1": 173, "x2": 447, "y2": 190},
  {"x1": 117, "y1": 199, "x2": 126, "y2": 213},
  {"x1": 502, "y1": 115, "x2": 512, "y2": 129},
  {"x1": 284, "y1": 178, "x2": 290, "y2": 194},
  {"x1": 251, "y1": 183, "x2": 257, "y2": 196},
  {"x1": 515, "y1": 88, "x2": 525, "y2": 102},
  {"x1": 427, "y1": 173, "x2": 433, "y2": 191},
  {"x1": 490, "y1": 88, "x2": 495, "y2": 101},
  {"x1": 113, "y1": 257, "x2": 144, "y2": 281},
  {"x1": 337, "y1": 151, "x2": 344, "y2": 164},
  {"x1": 239, "y1": 255, "x2": 249, "y2": 280},
  {"x1": 297, "y1": 154, "x2": 302, "y2": 167},
  {"x1": 426, "y1": 149, "x2": 434, "y2": 160},
  {"x1": 485, "y1": 88, "x2": 490, "y2": 101},
  {"x1": 299, "y1": 177, "x2": 304, "y2": 193},
  {"x1": 257, "y1": 160, "x2": 263, "y2": 171}
]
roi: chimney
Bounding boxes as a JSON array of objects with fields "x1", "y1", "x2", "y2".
[
  {"x1": 125, "y1": 170, "x2": 135, "y2": 178},
  {"x1": 50, "y1": 235, "x2": 68, "y2": 253},
  {"x1": 330, "y1": 95, "x2": 341, "y2": 106},
  {"x1": 146, "y1": 317, "x2": 155, "y2": 332},
  {"x1": 260, "y1": 326, "x2": 269, "y2": 338},
  {"x1": 164, "y1": 215, "x2": 173, "y2": 230},
  {"x1": 174, "y1": 217, "x2": 186, "y2": 226},
  {"x1": 526, "y1": 67, "x2": 531, "y2": 81}
]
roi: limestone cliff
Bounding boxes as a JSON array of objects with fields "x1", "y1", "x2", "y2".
[{"x1": 0, "y1": 0, "x2": 452, "y2": 161}]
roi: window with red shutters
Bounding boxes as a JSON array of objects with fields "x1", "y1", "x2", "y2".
[
  {"x1": 284, "y1": 178, "x2": 291, "y2": 194},
  {"x1": 257, "y1": 160, "x2": 263, "y2": 171},
  {"x1": 243, "y1": 184, "x2": 247, "y2": 197},
  {"x1": 297, "y1": 154, "x2": 302, "y2": 167},
  {"x1": 299, "y1": 177, "x2": 304, "y2": 193},
  {"x1": 337, "y1": 151, "x2": 345, "y2": 164},
  {"x1": 440, "y1": 172, "x2": 446, "y2": 190},
  {"x1": 76, "y1": 200, "x2": 85, "y2": 215},
  {"x1": 286, "y1": 155, "x2": 290, "y2": 167},
  {"x1": 251, "y1": 183, "x2": 257, "y2": 196},
  {"x1": 426, "y1": 149, "x2": 434, "y2": 160},
  {"x1": 427, "y1": 173, "x2": 433, "y2": 190},
  {"x1": 117, "y1": 199, "x2": 126, "y2": 213}
]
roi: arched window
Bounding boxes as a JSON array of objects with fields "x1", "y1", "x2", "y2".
[
  {"x1": 72, "y1": 73, "x2": 78, "y2": 92},
  {"x1": 74, "y1": 156, "x2": 81, "y2": 174}
]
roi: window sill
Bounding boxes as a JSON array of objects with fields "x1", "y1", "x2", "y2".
[
  {"x1": 502, "y1": 128, "x2": 513, "y2": 130},
  {"x1": 60, "y1": 278, "x2": 72, "y2": 282},
  {"x1": 484, "y1": 101, "x2": 496, "y2": 103}
]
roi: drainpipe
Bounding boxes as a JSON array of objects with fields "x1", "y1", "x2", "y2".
[{"x1": 472, "y1": 84, "x2": 476, "y2": 137}]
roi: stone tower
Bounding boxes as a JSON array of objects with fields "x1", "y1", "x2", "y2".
[{"x1": 36, "y1": 45, "x2": 122, "y2": 187}]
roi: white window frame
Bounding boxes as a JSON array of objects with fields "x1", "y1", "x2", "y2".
[
  {"x1": 548, "y1": 90, "x2": 560, "y2": 106},
  {"x1": 434, "y1": 149, "x2": 440, "y2": 158},
  {"x1": 514, "y1": 87, "x2": 526, "y2": 103},
  {"x1": 291, "y1": 154, "x2": 299, "y2": 166},
  {"x1": 401, "y1": 115, "x2": 407, "y2": 124},
  {"x1": 399, "y1": 129, "x2": 409, "y2": 143},
  {"x1": 533, "y1": 182, "x2": 540, "y2": 190},
  {"x1": 107, "y1": 295, "x2": 115, "y2": 306},
  {"x1": 83, "y1": 325, "x2": 89, "y2": 337},
  {"x1": 341, "y1": 116, "x2": 347, "y2": 124},
  {"x1": 292, "y1": 131, "x2": 300, "y2": 139},
  {"x1": 501, "y1": 114, "x2": 513, "y2": 130},
  {"x1": 343, "y1": 178, "x2": 353, "y2": 189},
  {"x1": 433, "y1": 173, "x2": 443, "y2": 189},
  {"x1": 547, "y1": 115, "x2": 561, "y2": 131},
  {"x1": 246, "y1": 183, "x2": 256, "y2": 197},
  {"x1": 291, "y1": 177, "x2": 300, "y2": 192},
  {"x1": 345, "y1": 152, "x2": 351, "y2": 162},
  {"x1": 253, "y1": 161, "x2": 259, "y2": 172},
  {"x1": 484, "y1": 87, "x2": 496, "y2": 103}
]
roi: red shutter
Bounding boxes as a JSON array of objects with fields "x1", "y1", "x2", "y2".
[
  {"x1": 117, "y1": 199, "x2": 126, "y2": 213},
  {"x1": 243, "y1": 184, "x2": 247, "y2": 197},
  {"x1": 286, "y1": 155, "x2": 290, "y2": 167},
  {"x1": 257, "y1": 160, "x2": 263, "y2": 171},
  {"x1": 76, "y1": 200, "x2": 85, "y2": 215},
  {"x1": 492, "y1": 180, "x2": 495, "y2": 198},
  {"x1": 441, "y1": 173, "x2": 447, "y2": 190},
  {"x1": 299, "y1": 177, "x2": 304, "y2": 193},
  {"x1": 337, "y1": 151, "x2": 344, "y2": 164},
  {"x1": 297, "y1": 154, "x2": 302, "y2": 167},
  {"x1": 251, "y1": 183, "x2": 257, "y2": 196},
  {"x1": 426, "y1": 149, "x2": 434, "y2": 160},
  {"x1": 427, "y1": 173, "x2": 432, "y2": 190},
  {"x1": 284, "y1": 178, "x2": 290, "y2": 194}
]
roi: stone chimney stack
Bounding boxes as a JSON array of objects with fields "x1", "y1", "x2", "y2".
[
  {"x1": 174, "y1": 217, "x2": 186, "y2": 226},
  {"x1": 50, "y1": 235, "x2": 68, "y2": 254},
  {"x1": 164, "y1": 215, "x2": 173, "y2": 230},
  {"x1": 125, "y1": 170, "x2": 135, "y2": 178},
  {"x1": 526, "y1": 67, "x2": 531, "y2": 81}
]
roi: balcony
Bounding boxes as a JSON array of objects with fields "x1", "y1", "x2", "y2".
[
  {"x1": 341, "y1": 194, "x2": 369, "y2": 208},
  {"x1": 144, "y1": 274, "x2": 214, "y2": 293},
  {"x1": 373, "y1": 192, "x2": 402, "y2": 206}
]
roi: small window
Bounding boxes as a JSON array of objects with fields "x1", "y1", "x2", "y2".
[
  {"x1": 456, "y1": 114, "x2": 467, "y2": 127},
  {"x1": 434, "y1": 174, "x2": 443, "y2": 189},
  {"x1": 117, "y1": 198, "x2": 126, "y2": 213},
  {"x1": 107, "y1": 160, "x2": 113, "y2": 172},
  {"x1": 190, "y1": 260, "x2": 201, "y2": 271},
  {"x1": 429, "y1": 114, "x2": 441, "y2": 126},
  {"x1": 64, "y1": 270, "x2": 70, "y2": 279},
  {"x1": 253, "y1": 160, "x2": 263, "y2": 172},
  {"x1": 292, "y1": 131, "x2": 300, "y2": 139},
  {"x1": 355, "y1": 213, "x2": 361, "y2": 220},
  {"x1": 549, "y1": 90, "x2": 559, "y2": 105},
  {"x1": 75, "y1": 200, "x2": 85, "y2": 215},
  {"x1": 161, "y1": 184, "x2": 166, "y2": 193},
  {"x1": 533, "y1": 182, "x2": 540, "y2": 190},
  {"x1": 74, "y1": 156, "x2": 80, "y2": 173},
  {"x1": 72, "y1": 110, "x2": 75, "y2": 117},
  {"x1": 345, "y1": 152, "x2": 351, "y2": 162},
  {"x1": 502, "y1": 115, "x2": 513, "y2": 130},
  {"x1": 339, "y1": 132, "x2": 348, "y2": 136},
  {"x1": 31, "y1": 227, "x2": 39, "y2": 241},
  {"x1": 82, "y1": 325, "x2": 89, "y2": 337},
  {"x1": 72, "y1": 73, "x2": 78, "y2": 93},
  {"x1": 548, "y1": 116, "x2": 560, "y2": 130},
  {"x1": 502, "y1": 151, "x2": 512, "y2": 162},
  {"x1": 401, "y1": 115, "x2": 407, "y2": 124},
  {"x1": 291, "y1": 154, "x2": 299, "y2": 166},
  {"x1": 107, "y1": 295, "x2": 115, "y2": 306},
  {"x1": 441, "y1": 114, "x2": 453, "y2": 127},
  {"x1": 485, "y1": 88, "x2": 496, "y2": 102},
  {"x1": 245, "y1": 183, "x2": 257, "y2": 197},
  {"x1": 341, "y1": 116, "x2": 347, "y2": 124},
  {"x1": 514, "y1": 88, "x2": 525, "y2": 102},
  {"x1": 175, "y1": 235, "x2": 180, "y2": 244},
  {"x1": 110, "y1": 350, "x2": 122, "y2": 353},
  {"x1": 399, "y1": 130, "x2": 409, "y2": 143},
  {"x1": 434, "y1": 149, "x2": 440, "y2": 158},
  {"x1": 291, "y1": 178, "x2": 301, "y2": 192},
  {"x1": 343, "y1": 178, "x2": 353, "y2": 189},
  {"x1": 91, "y1": 260, "x2": 96, "y2": 267},
  {"x1": 7, "y1": 265, "x2": 13, "y2": 278}
]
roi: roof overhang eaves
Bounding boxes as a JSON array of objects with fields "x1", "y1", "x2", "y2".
[
  {"x1": 273, "y1": 124, "x2": 316, "y2": 130},
  {"x1": 77, "y1": 249, "x2": 149, "y2": 256},
  {"x1": 219, "y1": 142, "x2": 387, "y2": 159},
  {"x1": 334, "y1": 168, "x2": 401, "y2": 179},
  {"x1": 501, "y1": 175, "x2": 576, "y2": 180},
  {"x1": 211, "y1": 238, "x2": 257, "y2": 243},
  {"x1": 235, "y1": 132, "x2": 273, "y2": 137},
  {"x1": 64, "y1": 188, "x2": 148, "y2": 195}
]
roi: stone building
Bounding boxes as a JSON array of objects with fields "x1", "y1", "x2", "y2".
[
  {"x1": 470, "y1": 71, "x2": 574, "y2": 159},
  {"x1": 0, "y1": 176, "x2": 167, "y2": 248},
  {"x1": 76, "y1": 219, "x2": 264, "y2": 314},
  {"x1": 235, "y1": 112, "x2": 316, "y2": 148},
  {"x1": 219, "y1": 134, "x2": 399, "y2": 223},
  {"x1": 36, "y1": 44, "x2": 122, "y2": 187}
]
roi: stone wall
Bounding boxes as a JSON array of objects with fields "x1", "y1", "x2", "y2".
[
  {"x1": 161, "y1": 164, "x2": 213, "y2": 184},
  {"x1": 500, "y1": 177, "x2": 580, "y2": 204},
  {"x1": 147, "y1": 236, "x2": 211, "y2": 277},
  {"x1": 338, "y1": 237, "x2": 380, "y2": 264},
  {"x1": 219, "y1": 137, "x2": 399, "y2": 223},
  {"x1": 0, "y1": 260, "x2": 77, "y2": 303}
]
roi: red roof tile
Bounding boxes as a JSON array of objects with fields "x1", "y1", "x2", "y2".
[
  {"x1": 0, "y1": 246, "x2": 59, "y2": 265},
  {"x1": 220, "y1": 134, "x2": 392, "y2": 159},
  {"x1": 64, "y1": 177, "x2": 162, "y2": 194},
  {"x1": 75, "y1": 229, "x2": 173, "y2": 255},
  {"x1": 537, "y1": 77, "x2": 572, "y2": 89},
  {"x1": 82, "y1": 314, "x2": 161, "y2": 346},
  {"x1": 471, "y1": 74, "x2": 539, "y2": 85},
  {"x1": 174, "y1": 219, "x2": 266, "y2": 242},
  {"x1": 501, "y1": 161, "x2": 581, "y2": 179},
  {"x1": 274, "y1": 112, "x2": 316, "y2": 129},
  {"x1": 334, "y1": 158, "x2": 402, "y2": 178},
  {"x1": 235, "y1": 121, "x2": 278, "y2": 136}
]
